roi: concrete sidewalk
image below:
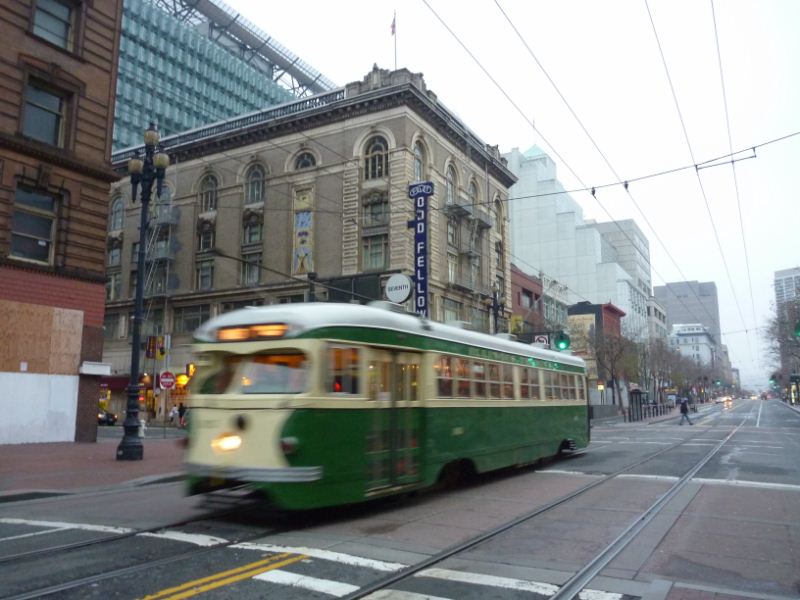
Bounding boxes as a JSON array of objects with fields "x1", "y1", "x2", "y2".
[{"x1": 0, "y1": 435, "x2": 185, "y2": 498}]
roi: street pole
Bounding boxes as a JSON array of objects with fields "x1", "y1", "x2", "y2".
[
  {"x1": 488, "y1": 287, "x2": 504, "y2": 334},
  {"x1": 117, "y1": 123, "x2": 169, "y2": 461}
]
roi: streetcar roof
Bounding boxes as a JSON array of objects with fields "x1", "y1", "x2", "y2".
[{"x1": 194, "y1": 301, "x2": 585, "y2": 368}]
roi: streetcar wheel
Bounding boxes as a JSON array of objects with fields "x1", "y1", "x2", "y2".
[{"x1": 437, "y1": 460, "x2": 475, "y2": 489}]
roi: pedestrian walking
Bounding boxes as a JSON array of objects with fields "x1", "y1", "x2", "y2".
[
  {"x1": 679, "y1": 397, "x2": 693, "y2": 425},
  {"x1": 178, "y1": 403, "x2": 187, "y2": 428},
  {"x1": 168, "y1": 405, "x2": 178, "y2": 426}
]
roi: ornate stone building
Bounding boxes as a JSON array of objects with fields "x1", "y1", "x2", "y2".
[
  {"x1": 102, "y1": 67, "x2": 516, "y2": 418},
  {"x1": 0, "y1": 0, "x2": 123, "y2": 443}
]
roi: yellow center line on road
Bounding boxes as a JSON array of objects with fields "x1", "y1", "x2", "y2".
[{"x1": 142, "y1": 552, "x2": 308, "y2": 599}]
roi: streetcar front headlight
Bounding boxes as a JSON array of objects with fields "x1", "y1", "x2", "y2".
[{"x1": 211, "y1": 433, "x2": 242, "y2": 452}]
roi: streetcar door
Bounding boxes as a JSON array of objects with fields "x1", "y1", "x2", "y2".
[{"x1": 365, "y1": 350, "x2": 422, "y2": 491}]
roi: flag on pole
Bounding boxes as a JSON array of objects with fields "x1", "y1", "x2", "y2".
[{"x1": 392, "y1": 11, "x2": 397, "y2": 70}]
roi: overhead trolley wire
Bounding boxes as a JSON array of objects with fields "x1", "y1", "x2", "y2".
[
  {"x1": 116, "y1": 28, "x2": 791, "y2": 362},
  {"x1": 492, "y1": 0, "x2": 730, "y2": 344},
  {"x1": 644, "y1": 0, "x2": 751, "y2": 357},
  {"x1": 472, "y1": 0, "x2": 736, "y2": 342},
  {"x1": 710, "y1": 0, "x2": 759, "y2": 332}
]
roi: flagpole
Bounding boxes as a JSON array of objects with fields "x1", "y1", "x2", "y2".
[{"x1": 393, "y1": 10, "x2": 397, "y2": 70}]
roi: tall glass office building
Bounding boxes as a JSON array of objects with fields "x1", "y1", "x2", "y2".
[{"x1": 114, "y1": 0, "x2": 333, "y2": 151}]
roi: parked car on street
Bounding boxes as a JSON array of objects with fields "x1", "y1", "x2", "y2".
[{"x1": 97, "y1": 409, "x2": 118, "y2": 426}]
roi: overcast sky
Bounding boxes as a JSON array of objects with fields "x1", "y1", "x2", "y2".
[{"x1": 223, "y1": 0, "x2": 800, "y2": 388}]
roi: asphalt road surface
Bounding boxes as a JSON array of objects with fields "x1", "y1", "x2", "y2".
[{"x1": 1, "y1": 398, "x2": 798, "y2": 600}]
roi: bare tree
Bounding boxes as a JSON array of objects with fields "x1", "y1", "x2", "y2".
[
  {"x1": 640, "y1": 338, "x2": 675, "y2": 404},
  {"x1": 587, "y1": 325, "x2": 636, "y2": 407},
  {"x1": 764, "y1": 299, "x2": 800, "y2": 381}
]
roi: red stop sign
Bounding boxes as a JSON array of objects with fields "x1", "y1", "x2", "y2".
[{"x1": 160, "y1": 371, "x2": 175, "y2": 389}]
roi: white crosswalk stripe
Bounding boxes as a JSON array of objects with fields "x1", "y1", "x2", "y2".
[
  {"x1": 233, "y1": 541, "x2": 407, "y2": 571},
  {"x1": 254, "y1": 569, "x2": 360, "y2": 596}
]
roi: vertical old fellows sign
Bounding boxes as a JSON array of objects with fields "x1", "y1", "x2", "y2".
[{"x1": 407, "y1": 181, "x2": 434, "y2": 317}]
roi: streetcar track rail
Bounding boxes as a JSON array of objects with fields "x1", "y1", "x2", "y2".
[
  {"x1": 344, "y1": 406, "x2": 751, "y2": 599},
  {"x1": 0, "y1": 427, "x2": 709, "y2": 600},
  {"x1": 1, "y1": 404, "x2": 760, "y2": 600},
  {"x1": 550, "y1": 416, "x2": 748, "y2": 599},
  {"x1": 0, "y1": 485, "x2": 257, "y2": 566},
  {"x1": 3, "y1": 524, "x2": 287, "y2": 600}
]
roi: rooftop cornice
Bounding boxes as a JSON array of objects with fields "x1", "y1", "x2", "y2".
[{"x1": 112, "y1": 83, "x2": 516, "y2": 187}]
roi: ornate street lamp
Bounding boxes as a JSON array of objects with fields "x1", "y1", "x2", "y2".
[{"x1": 117, "y1": 123, "x2": 169, "y2": 461}]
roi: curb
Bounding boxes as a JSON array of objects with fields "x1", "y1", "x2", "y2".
[{"x1": 0, "y1": 472, "x2": 186, "y2": 504}]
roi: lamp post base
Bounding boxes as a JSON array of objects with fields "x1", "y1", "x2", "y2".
[
  {"x1": 116, "y1": 384, "x2": 144, "y2": 460},
  {"x1": 116, "y1": 434, "x2": 144, "y2": 460}
]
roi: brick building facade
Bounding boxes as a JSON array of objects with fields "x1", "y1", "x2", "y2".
[{"x1": 0, "y1": 0, "x2": 123, "y2": 443}]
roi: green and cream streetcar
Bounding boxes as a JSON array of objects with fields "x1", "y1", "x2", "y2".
[{"x1": 185, "y1": 301, "x2": 588, "y2": 510}]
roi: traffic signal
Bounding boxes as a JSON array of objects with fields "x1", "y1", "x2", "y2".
[
  {"x1": 795, "y1": 320, "x2": 800, "y2": 338},
  {"x1": 186, "y1": 362, "x2": 197, "y2": 377},
  {"x1": 554, "y1": 331, "x2": 570, "y2": 351},
  {"x1": 157, "y1": 335, "x2": 166, "y2": 359}
]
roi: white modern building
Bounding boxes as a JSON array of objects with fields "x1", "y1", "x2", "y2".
[
  {"x1": 669, "y1": 323, "x2": 717, "y2": 367},
  {"x1": 503, "y1": 146, "x2": 650, "y2": 341},
  {"x1": 647, "y1": 297, "x2": 668, "y2": 341},
  {"x1": 774, "y1": 267, "x2": 800, "y2": 306}
]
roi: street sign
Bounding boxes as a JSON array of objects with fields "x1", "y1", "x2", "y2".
[
  {"x1": 160, "y1": 371, "x2": 175, "y2": 389},
  {"x1": 534, "y1": 334, "x2": 550, "y2": 344}
]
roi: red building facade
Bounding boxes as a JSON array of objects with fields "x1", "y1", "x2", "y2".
[{"x1": 0, "y1": 0, "x2": 123, "y2": 443}]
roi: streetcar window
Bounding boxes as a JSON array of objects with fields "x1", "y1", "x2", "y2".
[
  {"x1": 455, "y1": 357, "x2": 470, "y2": 397},
  {"x1": 368, "y1": 360, "x2": 390, "y2": 400},
  {"x1": 520, "y1": 367, "x2": 530, "y2": 399},
  {"x1": 472, "y1": 361, "x2": 486, "y2": 398},
  {"x1": 196, "y1": 355, "x2": 242, "y2": 394},
  {"x1": 436, "y1": 355, "x2": 453, "y2": 398},
  {"x1": 488, "y1": 363, "x2": 501, "y2": 399},
  {"x1": 328, "y1": 346, "x2": 360, "y2": 394},
  {"x1": 577, "y1": 376, "x2": 586, "y2": 400},
  {"x1": 502, "y1": 364, "x2": 514, "y2": 399},
  {"x1": 234, "y1": 353, "x2": 307, "y2": 394},
  {"x1": 530, "y1": 368, "x2": 541, "y2": 400},
  {"x1": 563, "y1": 373, "x2": 575, "y2": 400},
  {"x1": 545, "y1": 370, "x2": 559, "y2": 401}
]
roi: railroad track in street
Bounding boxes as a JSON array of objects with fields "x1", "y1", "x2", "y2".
[
  {"x1": 344, "y1": 407, "x2": 752, "y2": 599},
  {"x1": 2, "y1": 403, "x2": 768, "y2": 600},
  {"x1": 0, "y1": 485, "x2": 261, "y2": 566}
]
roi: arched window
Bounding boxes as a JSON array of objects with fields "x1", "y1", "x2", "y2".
[
  {"x1": 294, "y1": 152, "x2": 316, "y2": 170},
  {"x1": 468, "y1": 181, "x2": 478, "y2": 208},
  {"x1": 446, "y1": 165, "x2": 457, "y2": 205},
  {"x1": 245, "y1": 164, "x2": 266, "y2": 204},
  {"x1": 364, "y1": 135, "x2": 389, "y2": 180},
  {"x1": 109, "y1": 197, "x2": 124, "y2": 231},
  {"x1": 413, "y1": 141, "x2": 425, "y2": 181},
  {"x1": 199, "y1": 175, "x2": 218, "y2": 212}
]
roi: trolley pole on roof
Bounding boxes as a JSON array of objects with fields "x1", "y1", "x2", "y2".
[{"x1": 117, "y1": 123, "x2": 169, "y2": 461}]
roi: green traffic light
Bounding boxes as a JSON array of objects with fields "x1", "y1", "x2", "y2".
[
  {"x1": 795, "y1": 320, "x2": 800, "y2": 338},
  {"x1": 555, "y1": 332, "x2": 570, "y2": 351}
]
